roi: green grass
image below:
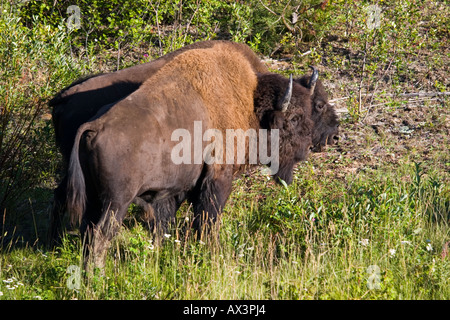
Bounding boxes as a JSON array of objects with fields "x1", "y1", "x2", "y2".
[{"x1": 1, "y1": 158, "x2": 448, "y2": 300}]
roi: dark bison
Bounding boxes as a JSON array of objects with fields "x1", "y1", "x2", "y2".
[
  {"x1": 49, "y1": 40, "x2": 269, "y2": 244},
  {"x1": 65, "y1": 44, "x2": 338, "y2": 268}
]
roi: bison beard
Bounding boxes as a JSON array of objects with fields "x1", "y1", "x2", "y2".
[{"x1": 65, "y1": 45, "x2": 315, "y2": 269}]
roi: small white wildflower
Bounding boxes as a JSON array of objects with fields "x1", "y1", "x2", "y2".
[
  {"x1": 426, "y1": 243, "x2": 433, "y2": 251},
  {"x1": 292, "y1": 261, "x2": 298, "y2": 264},
  {"x1": 6, "y1": 284, "x2": 16, "y2": 290},
  {"x1": 401, "y1": 241, "x2": 411, "y2": 245},
  {"x1": 199, "y1": 240, "x2": 205, "y2": 245},
  {"x1": 163, "y1": 233, "x2": 171, "y2": 239},
  {"x1": 16, "y1": 282, "x2": 24, "y2": 286},
  {"x1": 185, "y1": 216, "x2": 189, "y2": 222},
  {"x1": 389, "y1": 249, "x2": 396, "y2": 257},
  {"x1": 246, "y1": 246, "x2": 254, "y2": 251},
  {"x1": 0, "y1": 291, "x2": 3, "y2": 296},
  {"x1": 174, "y1": 239, "x2": 181, "y2": 244},
  {"x1": 359, "y1": 239, "x2": 369, "y2": 246},
  {"x1": 38, "y1": 249, "x2": 48, "y2": 258},
  {"x1": 3, "y1": 278, "x2": 14, "y2": 284},
  {"x1": 34, "y1": 295, "x2": 42, "y2": 300},
  {"x1": 235, "y1": 271, "x2": 241, "y2": 275},
  {"x1": 147, "y1": 244, "x2": 154, "y2": 250}
]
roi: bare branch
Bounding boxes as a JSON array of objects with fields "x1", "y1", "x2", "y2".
[
  {"x1": 258, "y1": 0, "x2": 278, "y2": 16},
  {"x1": 330, "y1": 91, "x2": 450, "y2": 103}
]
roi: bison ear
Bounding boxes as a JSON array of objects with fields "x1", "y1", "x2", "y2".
[
  {"x1": 278, "y1": 74, "x2": 293, "y2": 113},
  {"x1": 308, "y1": 66, "x2": 318, "y2": 95}
]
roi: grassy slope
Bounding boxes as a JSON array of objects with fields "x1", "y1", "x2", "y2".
[{"x1": 0, "y1": 1, "x2": 449, "y2": 299}]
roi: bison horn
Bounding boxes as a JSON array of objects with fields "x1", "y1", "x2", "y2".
[
  {"x1": 280, "y1": 74, "x2": 293, "y2": 113},
  {"x1": 308, "y1": 66, "x2": 318, "y2": 95}
]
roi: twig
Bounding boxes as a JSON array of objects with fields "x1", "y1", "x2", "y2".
[
  {"x1": 300, "y1": 50, "x2": 311, "y2": 57},
  {"x1": 183, "y1": 0, "x2": 200, "y2": 44},
  {"x1": 367, "y1": 97, "x2": 440, "y2": 109},
  {"x1": 258, "y1": 0, "x2": 278, "y2": 15},
  {"x1": 358, "y1": 40, "x2": 368, "y2": 115},
  {"x1": 393, "y1": 92, "x2": 450, "y2": 98},
  {"x1": 149, "y1": 0, "x2": 163, "y2": 56},
  {"x1": 281, "y1": 0, "x2": 295, "y2": 33},
  {"x1": 329, "y1": 96, "x2": 351, "y2": 103},
  {"x1": 329, "y1": 91, "x2": 450, "y2": 103},
  {"x1": 367, "y1": 55, "x2": 395, "y2": 107},
  {"x1": 116, "y1": 42, "x2": 120, "y2": 71}
]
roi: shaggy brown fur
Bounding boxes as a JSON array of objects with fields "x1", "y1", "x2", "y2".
[{"x1": 143, "y1": 44, "x2": 260, "y2": 134}]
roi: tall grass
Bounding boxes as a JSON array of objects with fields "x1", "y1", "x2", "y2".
[{"x1": 1, "y1": 160, "x2": 448, "y2": 299}]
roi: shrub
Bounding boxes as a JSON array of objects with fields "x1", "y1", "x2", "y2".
[{"x1": 0, "y1": 6, "x2": 85, "y2": 236}]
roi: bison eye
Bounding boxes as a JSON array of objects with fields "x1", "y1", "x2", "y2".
[{"x1": 315, "y1": 102, "x2": 325, "y2": 111}]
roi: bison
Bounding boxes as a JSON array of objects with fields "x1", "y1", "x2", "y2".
[
  {"x1": 49, "y1": 40, "x2": 269, "y2": 244},
  {"x1": 48, "y1": 41, "x2": 339, "y2": 247},
  {"x1": 64, "y1": 44, "x2": 338, "y2": 269}
]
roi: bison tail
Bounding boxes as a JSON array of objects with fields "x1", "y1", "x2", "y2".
[{"x1": 66, "y1": 123, "x2": 91, "y2": 226}]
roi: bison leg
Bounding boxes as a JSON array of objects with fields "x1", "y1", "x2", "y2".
[
  {"x1": 79, "y1": 195, "x2": 103, "y2": 270},
  {"x1": 83, "y1": 199, "x2": 132, "y2": 270},
  {"x1": 150, "y1": 193, "x2": 186, "y2": 243},
  {"x1": 189, "y1": 165, "x2": 233, "y2": 240},
  {"x1": 132, "y1": 196, "x2": 156, "y2": 225},
  {"x1": 48, "y1": 175, "x2": 68, "y2": 247},
  {"x1": 134, "y1": 193, "x2": 186, "y2": 243}
]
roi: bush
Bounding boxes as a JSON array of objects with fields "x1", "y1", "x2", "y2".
[
  {"x1": 17, "y1": 0, "x2": 339, "y2": 58},
  {"x1": 0, "y1": 5, "x2": 86, "y2": 236}
]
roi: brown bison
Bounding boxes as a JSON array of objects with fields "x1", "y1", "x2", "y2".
[
  {"x1": 49, "y1": 41, "x2": 339, "y2": 247},
  {"x1": 65, "y1": 44, "x2": 338, "y2": 268}
]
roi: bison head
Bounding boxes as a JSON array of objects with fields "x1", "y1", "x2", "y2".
[
  {"x1": 296, "y1": 66, "x2": 339, "y2": 152},
  {"x1": 254, "y1": 73, "x2": 314, "y2": 184}
]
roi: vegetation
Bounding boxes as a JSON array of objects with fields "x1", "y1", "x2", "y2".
[{"x1": 0, "y1": 0, "x2": 448, "y2": 300}]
